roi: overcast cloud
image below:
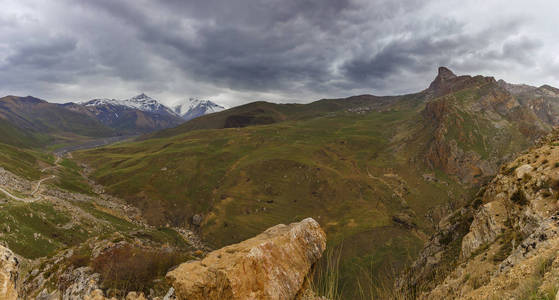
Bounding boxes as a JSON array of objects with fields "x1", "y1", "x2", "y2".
[{"x1": 0, "y1": 0, "x2": 558, "y2": 107}]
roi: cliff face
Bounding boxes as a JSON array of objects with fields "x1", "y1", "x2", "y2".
[
  {"x1": 167, "y1": 218, "x2": 326, "y2": 300},
  {"x1": 420, "y1": 68, "x2": 552, "y2": 185},
  {"x1": 398, "y1": 130, "x2": 559, "y2": 299}
]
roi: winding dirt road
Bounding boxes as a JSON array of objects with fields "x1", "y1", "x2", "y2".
[{"x1": 0, "y1": 156, "x2": 60, "y2": 202}]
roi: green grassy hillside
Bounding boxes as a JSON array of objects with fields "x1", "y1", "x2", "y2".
[
  {"x1": 76, "y1": 95, "x2": 474, "y2": 297},
  {"x1": 0, "y1": 142, "x2": 54, "y2": 179},
  {"x1": 146, "y1": 94, "x2": 400, "y2": 139},
  {"x1": 0, "y1": 118, "x2": 52, "y2": 148}
]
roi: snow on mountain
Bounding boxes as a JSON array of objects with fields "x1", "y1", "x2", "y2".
[
  {"x1": 82, "y1": 93, "x2": 178, "y2": 116},
  {"x1": 173, "y1": 98, "x2": 227, "y2": 121}
]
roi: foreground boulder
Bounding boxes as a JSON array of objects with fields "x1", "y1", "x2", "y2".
[
  {"x1": 0, "y1": 245, "x2": 18, "y2": 300},
  {"x1": 167, "y1": 218, "x2": 326, "y2": 300}
]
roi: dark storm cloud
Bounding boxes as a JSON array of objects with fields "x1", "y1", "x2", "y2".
[
  {"x1": 7, "y1": 35, "x2": 77, "y2": 68},
  {"x1": 71, "y1": 0, "x2": 432, "y2": 93},
  {"x1": 340, "y1": 19, "x2": 542, "y2": 91},
  {"x1": 0, "y1": 0, "x2": 557, "y2": 104}
]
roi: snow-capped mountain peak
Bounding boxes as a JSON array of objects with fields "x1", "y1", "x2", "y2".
[
  {"x1": 173, "y1": 98, "x2": 226, "y2": 121},
  {"x1": 82, "y1": 94, "x2": 177, "y2": 115},
  {"x1": 126, "y1": 93, "x2": 162, "y2": 112}
]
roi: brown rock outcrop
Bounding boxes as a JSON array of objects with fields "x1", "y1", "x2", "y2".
[
  {"x1": 166, "y1": 218, "x2": 326, "y2": 300},
  {"x1": 0, "y1": 245, "x2": 18, "y2": 300}
]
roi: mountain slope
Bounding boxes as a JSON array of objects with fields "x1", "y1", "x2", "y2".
[
  {"x1": 75, "y1": 67, "x2": 559, "y2": 298},
  {"x1": 0, "y1": 93, "x2": 185, "y2": 149},
  {"x1": 0, "y1": 96, "x2": 117, "y2": 148},
  {"x1": 173, "y1": 98, "x2": 226, "y2": 121}
]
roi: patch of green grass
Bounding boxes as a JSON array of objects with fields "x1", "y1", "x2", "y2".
[
  {"x1": 0, "y1": 142, "x2": 54, "y2": 180},
  {"x1": 53, "y1": 158, "x2": 94, "y2": 195},
  {"x1": 72, "y1": 201, "x2": 137, "y2": 232},
  {"x1": 78, "y1": 109, "x2": 454, "y2": 297},
  {"x1": 132, "y1": 228, "x2": 192, "y2": 249},
  {"x1": 0, "y1": 201, "x2": 88, "y2": 258}
]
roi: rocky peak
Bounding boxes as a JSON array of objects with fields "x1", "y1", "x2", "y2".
[
  {"x1": 173, "y1": 98, "x2": 227, "y2": 121},
  {"x1": 437, "y1": 66, "x2": 457, "y2": 81},
  {"x1": 425, "y1": 67, "x2": 496, "y2": 98},
  {"x1": 426, "y1": 67, "x2": 457, "y2": 93},
  {"x1": 538, "y1": 84, "x2": 559, "y2": 96}
]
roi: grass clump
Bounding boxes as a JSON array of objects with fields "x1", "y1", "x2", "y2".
[
  {"x1": 511, "y1": 190, "x2": 529, "y2": 206},
  {"x1": 513, "y1": 256, "x2": 555, "y2": 300},
  {"x1": 492, "y1": 230, "x2": 522, "y2": 263},
  {"x1": 311, "y1": 246, "x2": 343, "y2": 300}
]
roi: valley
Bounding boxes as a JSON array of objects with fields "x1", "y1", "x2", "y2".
[
  {"x1": 73, "y1": 68, "x2": 559, "y2": 298},
  {"x1": 3, "y1": 1, "x2": 557, "y2": 299},
  {"x1": 2, "y1": 67, "x2": 559, "y2": 299}
]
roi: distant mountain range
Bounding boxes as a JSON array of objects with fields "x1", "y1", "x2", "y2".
[
  {"x1": 173, "y1": 98, "x2": 226, "y2": 121},
  {"x1": 81, "y1": 93, "x2": 178, "y2": 115},
  {"x1": 0, "y1": 93, "x2": 228, "y2": 148},
  {"x1": 65, "y1": 93, "x2": 183, "y2": 135}
]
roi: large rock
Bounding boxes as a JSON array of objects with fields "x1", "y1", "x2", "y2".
[
  {"x1": 166, "y1": 218, "x2": 326, "y2": 300},
  {"x1": 515, "y1": 164, "x2": 533, "y2": 179},
  {"x1": 0, "y1": 245, "x2": 18, "y2": 300}
]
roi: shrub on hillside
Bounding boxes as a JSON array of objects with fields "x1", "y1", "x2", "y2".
[{"x1": 92, "y1": 245, "x2": 189, "y2": 296}]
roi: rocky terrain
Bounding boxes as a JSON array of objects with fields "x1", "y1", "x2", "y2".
[
  {"x1": 0, "y1": 148, "x2": 326, "y2": 300},
  {"x1": 0, "y1": 155, "x2": 203, "y2": 299},
  {"x1": 398, "y1": 129, "x2": 559, "y2": 299},
  {"x1": 0, "y1": 212, "x2": 326, "y2": 299},
  {"x1": 0, "y1": 245, "x2": 18, "y2": 300}
]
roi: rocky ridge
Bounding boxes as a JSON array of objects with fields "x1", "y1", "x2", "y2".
[
  {"x1": 420, "y1": 67, "x2": 553, "y2": 185},
  {"x1": 398, "y1": 129, "x2": 559, "y2": 299}
]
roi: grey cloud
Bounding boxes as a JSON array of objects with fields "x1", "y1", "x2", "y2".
[
  {"x1": 0, "y1": 1, "x2": 556, "y2": 104},
  {"x1": 6, "y1": 35, "x2": 78, "y2": 68}
]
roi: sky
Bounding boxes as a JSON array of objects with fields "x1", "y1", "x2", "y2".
[{"x1": 0, "y1": 0, "x2": 558, "y2": 107}]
